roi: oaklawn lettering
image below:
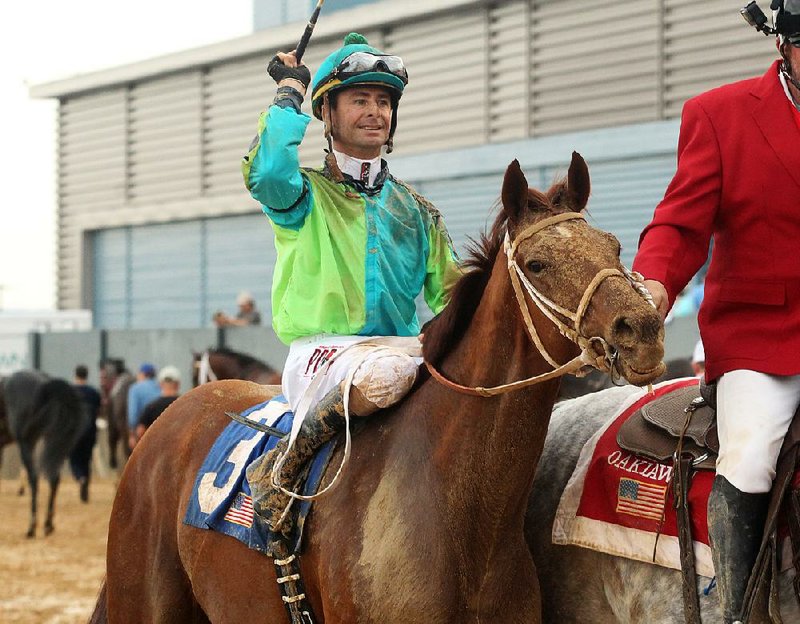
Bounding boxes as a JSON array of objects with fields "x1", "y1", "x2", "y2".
[{"x1": 607, "y1": 450, "x2": 673, "y2": 483}]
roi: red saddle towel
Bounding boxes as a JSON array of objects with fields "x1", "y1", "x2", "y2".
[
  {"x1": 553, "y1": 378, "x2": 800, "y2": 576},
  {"x1": 553, "y1": 379, "x2": 717, "y2": 577}
]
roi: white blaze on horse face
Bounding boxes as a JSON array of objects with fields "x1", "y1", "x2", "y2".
[{"x1": 554, "y1": 225, "x2": 573, "y2": 237}]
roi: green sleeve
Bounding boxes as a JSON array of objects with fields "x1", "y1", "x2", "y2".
[{"x1": 424, "y1": 222, "x2": 463, "y2": 314}]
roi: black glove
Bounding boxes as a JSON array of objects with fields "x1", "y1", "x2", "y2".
[{"x1": 267, "y1": 55, "x2": 311, "y2": 90}]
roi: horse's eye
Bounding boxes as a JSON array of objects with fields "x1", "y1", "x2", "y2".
[{"x1": 526, "y1": 260, "x2": 544, "y2": 273}]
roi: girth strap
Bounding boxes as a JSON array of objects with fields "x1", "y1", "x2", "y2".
[
  {"x1": 674, "y1": 453, "x2": 702, "y2": 624},
  {"x1": 272, "y1": 538, "x2": 317, "y2": 624}
]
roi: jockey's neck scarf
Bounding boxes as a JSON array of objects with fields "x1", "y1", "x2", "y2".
[{"x1": 333, "y1": 149, "x2": 382, "y2": 188}]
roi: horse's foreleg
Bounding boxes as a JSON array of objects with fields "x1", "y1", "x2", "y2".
[
  {"x1": 43, "y1": 474, "x2": 60, "y2": 536},
  {"x1": 18, "y1": 444, "x2": 37, "y2": 538}
]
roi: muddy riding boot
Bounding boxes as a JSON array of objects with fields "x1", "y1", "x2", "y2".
[
  {"x1": 707, "y1": 475, "x2": 769, "y2": 623},
  {"x1": 246, "y1": 386, "x2": 347, "y2": 536}
]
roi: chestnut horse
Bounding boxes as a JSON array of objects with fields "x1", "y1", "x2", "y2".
[
  {"x1": 192, "y1": 347, "x2": 282, "y2": 386},
  {"x1": 92, "y1": 155, "x2": 665, "y2": 623}
]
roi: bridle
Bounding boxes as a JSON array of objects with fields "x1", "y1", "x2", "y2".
[
  {"x1": 424, "y1": 212, "x2": 656, "y2": 397},
  {"x1": 195, "y1": 351, "x2": 218, "y2": 386}
]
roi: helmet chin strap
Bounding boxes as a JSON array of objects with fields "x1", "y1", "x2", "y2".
[
  {"x1": 780, "y1": 40, "x2": 800, "y2": 94},
  {"x1": 322, "y1": 93, "x2": 344, "y2": 182}
]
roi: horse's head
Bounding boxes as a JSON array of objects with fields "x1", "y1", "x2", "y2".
[{"x1": 501, "y1": 154, "x2": 665, "y2": 386}]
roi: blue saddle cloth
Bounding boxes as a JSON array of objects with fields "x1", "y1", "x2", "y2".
[{"x1": 183, "y1": 395, "x2": 335, "y2": 554}]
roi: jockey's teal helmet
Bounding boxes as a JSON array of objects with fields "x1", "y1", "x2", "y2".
[{"x1": 310, "y1": 32, "x2": 408, "y2": 121}]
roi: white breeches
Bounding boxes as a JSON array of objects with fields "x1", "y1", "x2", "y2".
[
  {"x1": 282, "y1": 334, "x2": 421, "y2": 414},
  {"x1": 716, "y1": 369, "x2": 800, "y2": 493}
]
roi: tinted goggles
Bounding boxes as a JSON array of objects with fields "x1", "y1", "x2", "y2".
[{"x1": 333, "y1": 52, "x2": 409, "y2": 84}]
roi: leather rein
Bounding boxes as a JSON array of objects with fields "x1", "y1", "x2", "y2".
[{"x1": 424, "y1": 212, "x2": 656, "y2": 397}]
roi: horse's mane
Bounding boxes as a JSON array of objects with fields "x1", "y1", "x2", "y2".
[
  {"x1": 423, "y1": 184, "x2": 572, "y2": 366},
  {"x1": 422, "y1": 206, "x2": 508, "y2": 366},
  {"x1": 210, "y1": 347, "x2": 276, "y2": 372}
]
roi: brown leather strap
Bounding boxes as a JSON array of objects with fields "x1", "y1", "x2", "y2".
[
  {"x1": 674, "y1": 453, "x2": 702, "y2": 624},
  {"x1": 788, "y1": 487, "x2": 800, "y2": 603}
]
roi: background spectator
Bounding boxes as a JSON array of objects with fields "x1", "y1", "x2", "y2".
[
  {"x1": 213, "y1": 290, "x2": 262, "y2": 327},
  {"x1": 134, "y1": 365, "x2": 182, "y2": 444},
  {"x1": 68, "y1": 364, "x2": 101, "y2": 502},
  {"x1": 126, "y1": 362, "x2": 160, "y2": 450},
  {"x1": 691, "y1": 339, "x2": 705, "y2": 378}
]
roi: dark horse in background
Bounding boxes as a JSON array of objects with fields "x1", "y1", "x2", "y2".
[
  {"x1": 91, "y1": 155, "x2": 665, "y2": 623},
  {"x1": 99, "y1": 359, "x2": 136, "y2": 471},
  {"x1": 192, "y1": 347, "x2": 282, "y2": 386},
  {"x1": 0, "y1": 370, "x2": 87, "y2": 537}
]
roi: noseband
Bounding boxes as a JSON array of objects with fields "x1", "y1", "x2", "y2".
[{"x1": 425, "y1": 212, "x2": 655, "y2": 397}]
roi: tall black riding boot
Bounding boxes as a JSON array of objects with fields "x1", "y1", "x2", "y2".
[
  {"x1": 246, "y1": 386, "x2": 346, "y2": 536},
  {"x1": 707, "y1": 475, "x2": 769, "y2": 623}
]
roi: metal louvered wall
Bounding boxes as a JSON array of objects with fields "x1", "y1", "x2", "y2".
[
  {"x1": 54, "y1": 0, "x2": 779, "y2": 318},
  {"x1": 92, "y1": 213, "x2": 275, "y2": 329}
]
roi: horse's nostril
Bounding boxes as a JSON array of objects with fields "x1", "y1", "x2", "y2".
[{"x1": 612, "y1": 317, "x2": 636, "y2": 345}]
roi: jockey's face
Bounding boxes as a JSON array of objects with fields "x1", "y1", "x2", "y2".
[{"x1": 330, "y1": 86, "x2": 392, "y2": 159}]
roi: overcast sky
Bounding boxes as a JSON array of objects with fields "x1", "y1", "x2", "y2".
[{"x1": 0, "y1": 1, "x2": 252, "y2": 311}]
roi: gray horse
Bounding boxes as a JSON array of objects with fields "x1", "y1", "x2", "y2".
[
  {"x1": 527, "y1": 385, "x2": 799, "y2": 622},
  {"x1": 1, "y1": 370, "x2": 87, "y2": 537}
]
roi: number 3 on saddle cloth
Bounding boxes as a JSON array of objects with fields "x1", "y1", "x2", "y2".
[
  {"x1": 552, "y1": 378, "x2": 800, "y2": 580},
  {"x1": 184, "y1": 395, "x2": 337, "y2": 555}
]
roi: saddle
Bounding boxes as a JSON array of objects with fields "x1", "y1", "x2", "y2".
[
  {"x1": 617, "y1": 382, "x2": 800, "y2": 624},
  {"x1": 618, "y1": 383, "x2": 718, "y2": 470}
]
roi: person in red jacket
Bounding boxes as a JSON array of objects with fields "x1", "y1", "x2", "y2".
[{"x1": 633, "y1": 2, "x2": 800, "y2": 621}]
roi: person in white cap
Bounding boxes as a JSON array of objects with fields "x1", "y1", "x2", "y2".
[
  {"x1": 134, "y1": 365, "x2": 182, "y2": 444},
  {"x1": 691, "y1": 339, "x2": 705, "y2": 378},
  {"x1": 213, "y1": 290, "x2": 262, "y2": 327}
]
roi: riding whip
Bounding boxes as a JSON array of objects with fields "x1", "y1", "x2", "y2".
[{"x1": 295, "y1": 0, "x2": 326, "y2": 63}]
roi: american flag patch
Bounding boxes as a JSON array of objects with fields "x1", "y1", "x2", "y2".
[
  {"x1": 616, "y1": 477, "x2": 667, "y2": 521},
  {"x1": 224, "y1": 492, "x2": 254, "y2": 528}
]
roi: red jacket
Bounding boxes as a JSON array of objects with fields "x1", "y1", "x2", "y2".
[{"x1": 633, "y1": 61, "x2": 800, "y2": 381}]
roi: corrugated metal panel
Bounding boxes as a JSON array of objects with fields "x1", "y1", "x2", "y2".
[
  {"x1": 129, "y1": 221, "x2": 204, "y2": 327},
  {"x1": 582, "y1": 155, "x2": 677, "y2": 267},
  {"x1": 531, "y1": 0, "x2": 659, "y2": 136},
  {"x1": 92, "y1": 228, "x2": 130, "y2": 329},
  {"x1": 128, "y1": 71, "x2": 203, "y2": 202},
  {"x1": 59, "y1": 89, "x2": 127, "y2": 309},
  {"x1": 385, "y1": 11, "x2": 489, "y2": 156},
  {"x1": 663, "y1": 0, "x2": 777, "y2": 117},
  {"x1": 489, "y1": 1, "x2": 529, "y2": 142},
  {"x1": 205, "y1": 213, "x2": 275, "y2": 323},
  {"x1": 205, "y1": 55, "x2": 270, "y2": 195}
]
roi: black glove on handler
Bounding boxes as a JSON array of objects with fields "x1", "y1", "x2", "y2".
[{"x1": 267, "y1": 55, "x2": 311, "y2": 90}]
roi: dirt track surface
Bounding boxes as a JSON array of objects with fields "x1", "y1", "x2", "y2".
[{"x1": 0, "y1": 478, "x2": 113, "y2": 623}]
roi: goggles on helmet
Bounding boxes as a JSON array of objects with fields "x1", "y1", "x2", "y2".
[{"x1": 330, "y1": 52, "x2": 409, "y2": 85}]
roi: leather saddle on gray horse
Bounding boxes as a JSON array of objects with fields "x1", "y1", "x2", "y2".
[
  {"x1": 615, "y1": 381, "x2": 800, "y2": 624},
  {"x1": 617, "y1": 383, "x2": 718, "y2": 471}
]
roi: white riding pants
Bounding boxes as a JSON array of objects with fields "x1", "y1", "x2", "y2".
[
  {"x1": 716, "y1": 369, "x2": 800, "y2": 493},
  {"x1": 281, "y1": 334, "x2": 421, "y2": 414}
]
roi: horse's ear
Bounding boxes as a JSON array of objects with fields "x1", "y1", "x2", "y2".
[
  {"x1": 502, "y1": 159, "x2": 529, "y2": 222},
  {"x1": 567, "y1": 151, "x2": 590, "y2": 212}
]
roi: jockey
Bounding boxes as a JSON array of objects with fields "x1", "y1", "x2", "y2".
[
  {"x1": 634, "y1": 2, "x2": 800, "y2": 622},
  {"x1": 241, "y1": 33, "x2": 462, "y2": 534}
]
